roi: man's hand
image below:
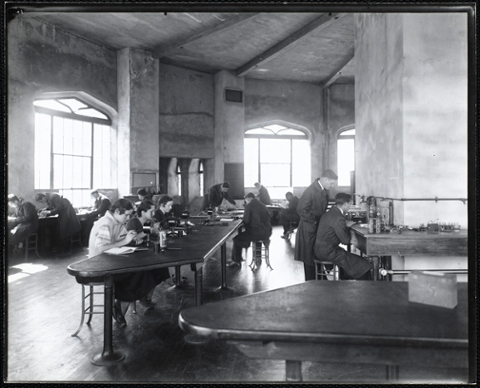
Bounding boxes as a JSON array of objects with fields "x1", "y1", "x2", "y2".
[
  {"x1": 124, "y1": 230, "x2": 137, "y2": 244},
  {"x1": 346, "y1": 220, "x2": 357, "y2": 228}
]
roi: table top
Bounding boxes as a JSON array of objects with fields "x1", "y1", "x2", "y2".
[
  {"x1": 67, "y1": 219, "x2": 243, "y2": 279},
  {"x1": 179, "y1": 281, "x2": 468, "y2": 348},
  {"x1": 351, "y1": 224, "x2": 468, "y2": 240}
]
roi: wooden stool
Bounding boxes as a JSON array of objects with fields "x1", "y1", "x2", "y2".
[
  {"x1": 72, "y1": 281, "x2": 137, "y2": 336},
  {"x1": 314, "y1": 259, "x2": 340, "y2": 281},
  {"x1": 249, "y1": 240, "x2": 273, "y2": 271},
  {"x1": 72, "y1": 282, "x2": 105, "y2": 337},
  {"x1": 24, "y1": 233, "x2": 40, "y2": 259},
  {"x1": 70, "y1": 231, "x2": 82, "y2": 250}
]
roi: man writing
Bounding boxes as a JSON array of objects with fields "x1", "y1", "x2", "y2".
[
  {"x1": 278, "y1": 191, "x2": 300, "y2": 239},
  {"x1": 294, "y1": 169, "x2": 338, "y2": 280},
  {"x1": 254, "y1": 182, "x2": 271, "y2": 205},
  {"x1": 7, "y1": 194, "x2": 39, "y2": 252},
  {"x1": 315, "y1": 193, "x2": 372, "y2": 280}
]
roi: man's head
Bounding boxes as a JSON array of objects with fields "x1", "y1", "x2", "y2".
[
  {"x1": 91, "y1": 189, "x2": 100, "y2": 200},
  {"x1": 254, "y1": 182, "x2": 261, "y2": 189},
  {"x1": 285, "y1": 192, "x2": 294, "y2": 201},
  {"x1": 8, "y1": 194, "x2": 20, "y2": 209},
  {"x1": 35, "y1": 193, "x2": 47, "y2": 205},
  {"x1": 137, "y1": 188, "x2": 148, "y2": 200},
  {"x1": 221, "y1": 182, "x2": 230, "y2": 193},
  {"x1": 319, "y1": 169, "x2": 338, "y2": 190},
  {"x1": 110, "y1": 199, "x2": 134, "y2": 224},
  {"x1": 245, "y1": 192, "x2": 255, "y2": 204},
  {"x1": 158, "y1": 195, "x2": 173, "y2": 213},
  {"x1": 335, "y1": 192, "x2": 352, "y2": 212}
]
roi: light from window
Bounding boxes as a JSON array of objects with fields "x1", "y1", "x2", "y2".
[
  {"x1": 199, "y1": 160, "x2": 204, "y2": 196},
  {"x1": 177, "y1": 164, "x2": 182, "y2": 196},
  {"x1": 34, "y1": 98, "x2": 113, "y2": 207},
  {"x1": 337, "y1": 129, "x2": 355, "y2": 186}
]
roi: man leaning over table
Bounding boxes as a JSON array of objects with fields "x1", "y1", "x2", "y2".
[{"x1": 314, "y1": 193, "x2": 372, "y2": 280}]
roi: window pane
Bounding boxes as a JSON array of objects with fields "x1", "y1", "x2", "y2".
[
  {"x1": 260, "y1": 139, "x2": 290, "y2": 163},
  {"x1": 244, "y1": 138, "x2": 259, "y2": 185},
  {"x1": 277, "y1": 128, "x2": 307, "y2": 137},
  {"x1": 292, "y1": 140, "x2": 311, "y2": 186},
  {"x1": 34, "y1": 113, "x2": 51, "y2": 189},
  {"x1": 52, "y1": 117, "x2": 64, "y2": 153},
  {"x1": 63, "y1": 119, "x2": 73, "y2": 155},
  {"x1": 53, "y1": 155, "x2": 64, "y2": 188},
  {"x1": 339, "y1": 129, "x2": 355, "y2": 136},
  {"x1": 337, "y1": 138, "x2": 355, "y2": 186},
  {"x1": 260, "y1": 164, "x2": 290, "y2": 186},
  {"x1": 34, "y1": 99, "x2": 71, "y2": 113},
  {"x1": 264, "y1": 124, "x2": 287, "y2": 132},
  {"x1": 245, "y1": 128, "x2": 274, "y2": 136}
]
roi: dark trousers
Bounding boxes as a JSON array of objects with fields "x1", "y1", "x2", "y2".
[
  {"x1": 232, "y1": 230, "x2": 269, "y2": 263},
  {"x1": 304, "y1": 263, "x2": 316, "y2": 281}
]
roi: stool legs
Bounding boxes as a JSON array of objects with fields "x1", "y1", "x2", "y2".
[
  {"x1": 72, "y1": 284, "x2": 106, "y2": 337},
  {"x1": 249, "y1": 241, "x2": 273, "y2": 271}
]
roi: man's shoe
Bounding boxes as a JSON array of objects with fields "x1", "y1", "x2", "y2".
[
  {"x1": 280, "y1": 234, "x2": 287, "y2": 239},
  {"x1": 112, "y1": 301, "x2": 127, "y2": 325},
  {"x1": 226, "y1": 261, "x2": 241, "y2": 268}
]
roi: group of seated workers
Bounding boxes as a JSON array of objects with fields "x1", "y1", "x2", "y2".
[
  {"x1": 35, "y1": 192, "x2": 81, "y2": 254},
  {"x1": 7, "y1": 194, "x2": 39, "y2": 254},
  {"x1": 88, "y1": 196, "x2": 175, "y2": 325}
]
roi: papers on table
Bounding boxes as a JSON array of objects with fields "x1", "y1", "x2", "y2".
[
  {"x1": 104, "y1": 247, "x2": 148, "y2": 255},
  {"x1": 219, "y1": 218, "x2": 235, "y2": 222}
]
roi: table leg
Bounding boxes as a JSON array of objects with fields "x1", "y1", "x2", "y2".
[
  {"x1": 370, "y1": 256, "x2": 380, "y2": 281},
  {"x1": 193, "y1": 264, "x2": 203, "y2": 306},
  {"x1": 213, "y1": 243, "x2": 232, "y2": 292},
  {"x1": 90, "y1": 275, "x2": 125, "y2": 365},
  {"x1": 285, "y1": 360, "x2": 302, "y2": 382},
  {"x1": 167, "y1": 265, "x2": 190, "y2": 291}
]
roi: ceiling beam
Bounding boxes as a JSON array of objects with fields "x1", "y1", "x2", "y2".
[
  {"x1": 235, "y1": 13, "x2": 345, "y2": 78},
  {"x1": 153, "y1": 13, "x2": 258, "y2": 58},
  {"x1": 323, "y1": 52, "x2": 354, "y2": 88}
]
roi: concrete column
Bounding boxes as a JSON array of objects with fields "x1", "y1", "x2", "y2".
[
  {"x1": 117, "y1": 48, "x2": 159, "y2": 197},
  {"x1": 214, "y1": 70, "x2": 245, "y2": 184}
]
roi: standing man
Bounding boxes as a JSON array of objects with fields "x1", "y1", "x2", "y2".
[
  {"x1": 227, "y1": 192, "x2": 272, "y2": 267},
  {"x1": 254, "y1": 182, "x2": 271, "y2": 205},
  {"x1": 278, "y1": 191, "x2": 300, "y2": 239},
  {"x1": 7, "y1": 194, "x2": 39, "y2": 251},
  {"x1": 294, "y1": 169, "x2": 338, "y2": 280},
  {"x1": 208, "y1": 181, "x2": 236, "y2": 209},
  {"x1": 315, "y1": 193, "x2": 372, "y2": 280},
  {"x1": 35, "y1": 192, "x2": 81, "y2": 253}
]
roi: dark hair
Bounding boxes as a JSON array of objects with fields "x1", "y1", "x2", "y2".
[
  {"x1": 321, "y1": 169, "x2": 338, "y2": 180},
  {"x1": 35, "y1": 193, "x2": 46, "y2": 202},
  {"x1": 137, "y1": 188, "x2": 148, "y2": 197},
  {"x1": 136, "y1": 200, "x2": 154, "y2": 217},
  {"x1": 221, "y1": 182, "x2": 230, "y2": 189},
  {"x1": 335, "y1": 193, "x2": 352, "y2": 206},
  {"x1": 110, "y1": 199, "x2": 134, "y2": 214},
  {"x1": 245, "y1": 192, "x2": 255, "y2": 199},
  {"x1": 254, "y1": 182, "x2": 260, "y2": 188},
  {"x1": 285, "y1": 191, "x2": 293, "y2": 198},
  {"x1": 158, "y1": 195, "x2": 173, "y2": 207},
  {"x1": 8, "y1": 194, "x2": 19, "y2": 203}
]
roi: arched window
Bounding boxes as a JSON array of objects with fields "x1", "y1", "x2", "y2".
[
  {"x1": 176, "y1": 163, "x2": 182, "y2": 196},
  {"x1": 198, "y1": 160, "x2": 204, "y2": 196},
  {"x1": 337, "y1": 128, "x2": 355, "y2": 186},
  {"x1": 34, "y1": 97, "x2": 114, "y2": 207},
  {"x1": 244, "y1": 123, "x2": 310, "y2": 199}
]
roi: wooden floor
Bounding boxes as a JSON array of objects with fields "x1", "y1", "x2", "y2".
[{"x1": 6, "y1": 225, "x2": 468, "y2": 383}]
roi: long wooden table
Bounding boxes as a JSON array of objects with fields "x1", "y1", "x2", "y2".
[
  {"x1": 67, "y1": 219, "x2": 243, "y2": 366},
  {"x1": 349, "y1": 225, "x2": 468, "y2": 280},
  {"x1": 179, "y1": 281, "x2": 469, "y2": 382}
]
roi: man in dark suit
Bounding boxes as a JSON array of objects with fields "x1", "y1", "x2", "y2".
[
  {"x1": 7, "y1": 194, "x2": 39, "y2": 248},
  {"x1": 314, "y1": 193, "x2": 372, "y2": 280},
  {"x1": 208, "y1": 181, "x2": 236, "y2": 208},
  {"x1": 294, "y1": 169, "x2": 338, "y2": 281},
  {"x1": 227, "y1": 192, "x2": 272, "y2": 267},
  {"x1": 254, "y1": 182, "x2": 271, "y2": 205},
  {"x1": 278, "y1": 191, "x2": 300, "y2": 238}
]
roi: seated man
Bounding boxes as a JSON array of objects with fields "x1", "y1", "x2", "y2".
[
  {"x1": 35, "y1": 192, "x2": 81, "y2": 253},
  {"x1": 278, "y1": 191, "x2": 300, "y2": 239},
  {"x1": 7, "y1": 194, "x2": 39, "y2": 252},
  {"x1": 314, "y1": 193, "x2": 372, "y2": 280},
  {"x1": 137, "y1": 188, "x2": 152, "y2": 202},
  {"x1": 227, "y1": 192, "x2": 272, "y2": 267},
  {"x1": 208, "y1": 181, "x2": 236, "y2": 209},
  {"x1": 254, "y1": 182, "x2": 271, "y2": 205}
]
